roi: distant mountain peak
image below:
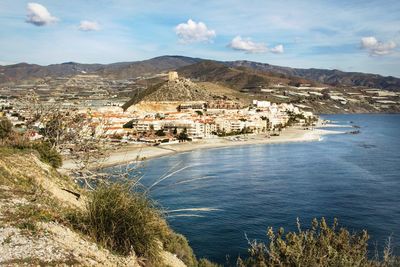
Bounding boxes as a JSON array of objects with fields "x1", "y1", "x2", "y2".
[{"x1": 61, "y1": 62, "x2": 79, "y2": 65}]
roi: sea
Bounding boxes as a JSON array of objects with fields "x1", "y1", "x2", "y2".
[{"x1": 116, "y1": 114, "x2": 400, "y2": 264}]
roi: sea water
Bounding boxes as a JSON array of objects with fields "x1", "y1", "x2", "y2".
[{"x1": 122, "y1": 114, "x2": 400, "y2": 263}]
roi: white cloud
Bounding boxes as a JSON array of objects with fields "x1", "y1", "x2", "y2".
[
  {"x1": 175, "y1": 19, "x2": 216, "y2": 44},
  {"x1": 26, "y1": 3, "x2": 58, "y2": 26},
  {"x1": 270, "y1": 44, "x2": 284, "y2": 54},
  {"x1": 228, "y1": 36, "x2": 267, "y2": 53},
  {"x1": 361, "y1": 36, "x2": 378, "y2": 48},
  {"x1": 79, "y1": 20, "x2": 101, "y2": 31},
  {"x1": 361, "y1": 36, "x2": 396, "y2": 56}
]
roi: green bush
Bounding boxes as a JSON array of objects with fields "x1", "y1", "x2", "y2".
[
  {"x1": 32, "y1": 142, "x2": 62, "y2": 168},
  {"x1": 162, "y1": 232, "x2": 198, "y2": 266},
  {"x1": 178, "y1": 128, "x2": 190, "y2": 141},
  {"x1": 79, "y1": 184, "x2": 168, "y2": 263},
  {"x1": 67, "y1": 183, "x2": 214, "y2": 266},
  {"x1": 155, "y1": 129, "x2": 166, "y2": 136},
  {"x1": 1, "y1": 132, "x2": 62, "y2": 168},
  {"x1": 0, "y1": 117, "x2": 13, "y2": 139},
  {"x1": 198, "y1": 258, "x2": 221, "y2": 267},
  {"x1": 239, "y1": 218, "x2": 399, "y2": 267}
]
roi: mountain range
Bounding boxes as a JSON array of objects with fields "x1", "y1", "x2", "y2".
[{"x1": 1, "y1": 55, "x2": 399, "y2": 91}]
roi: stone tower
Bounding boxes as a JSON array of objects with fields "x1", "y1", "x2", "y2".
[{"x1": 168, "y1": 71, "x2": 179, "y2": 82}]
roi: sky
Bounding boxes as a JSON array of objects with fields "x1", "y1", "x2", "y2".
[{"x1": 0, "y1": 0, "x2": 400, "y2": 77}]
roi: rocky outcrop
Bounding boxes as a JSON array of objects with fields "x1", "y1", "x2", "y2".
[{"x1": 123, "y1": 77, "x2": 214, "y2": 110}]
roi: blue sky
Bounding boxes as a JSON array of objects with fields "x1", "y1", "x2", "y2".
[{"x1": 0, "y1": 0, "x2": 400, "y2": 77}]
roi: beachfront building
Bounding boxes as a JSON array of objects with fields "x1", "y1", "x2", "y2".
[
  {"x1": 186, "y1": 120, "x2": 217, "y2": 139},
  {"x1": 72, "y1": 98, "x2": 316, "y2": 143},
  {"x1": 214, "y1": 118, "x2": 244, "y2": 133},
  {"x1": 129, "y1": 119, "x2": 164, "y2": 132},
  {"x1": 127, "y1": 116, "x2": 217, "y2": 139}
]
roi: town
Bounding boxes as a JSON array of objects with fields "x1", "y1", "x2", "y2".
[
  {"x1": 0, "y1": 72, "x2": 317, "y2": 148},
  {"x1": 3, "y1": 69, "x2": 399, "y2": 151}
]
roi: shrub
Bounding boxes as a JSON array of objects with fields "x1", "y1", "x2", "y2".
[
  {"x1": 5, "y1": 132, "x2": 30, "y2": 149},
  {"x1": 79, "y1": 184, "x2": 168, "y2": 263},
  {"x1": 32, "y1": 142, "x2": 63, "y2": 168},
  {"x1": 198, "y1": 258, "x2": 221, "y2": 267},
  {"x1": 239, "y1": 218, "x2": 399, "y2": 267},
  {"x1": 155, "y1": 129, "x2": 166, "y2": 136},
  {"x1": 1, "y1": 133, "x2": 62, "y2": 168},
  {"x1": 67, "y1": 183, "x2": 213, "y2": 266},
  {"x1": 0, "y1": 117, "x2": 13, "y2": 139},
  {"x1": 178, "y1": 128, "x2": 190, "y2": 141},
  {"x1": 123, "y1": 120, "x2": 134, "y2": 129},
  {"x1": 162, "y1": 232, "x2": 198, "y2": 266},
  {"x1": 195, "y1": 110, "x2": 203, "y2": 116}
]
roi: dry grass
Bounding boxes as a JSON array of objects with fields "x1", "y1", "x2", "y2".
[
  {"x1": 71, "y1": 183, "x2": 168, "y2": 264},
  {"x1": 238, "y1": 218, "x2": 399, "y2": 267}
]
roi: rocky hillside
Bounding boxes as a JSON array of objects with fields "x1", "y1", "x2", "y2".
[
  {"x1": 122, "y1": 76, "x2": 252, "y2": 111},
  {"x1": 0, "y1": 62, "x2": 103, "y2": 84},
  {"x1": 177, "y1": 60, "x2": 311, "y2": 90},
  {"x1": 0, "y1": 148, "x2": 187, "y2": 266},
  {"x1": 0, "y1": 56, "x2": 199, "y2": 84},
  {"x1": 2, "y1": 55, "x2": 399, "y2": 90},
  {"x1": 96, "y1": 56, "x2": 201, "y2": 80},
  {"x1": 123, "y1": 78, "x2": 213, "y2": 110},
  {"x1": 227, "y1": 60, "x2": 400, "y2": 91},
  {"x1": 139, "y1": 78, "x2": 213, "y2": 102}
]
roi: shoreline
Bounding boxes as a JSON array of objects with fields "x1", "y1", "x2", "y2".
[{"x1": 61, "y1": 126, "x2": 345, "y2": 171}]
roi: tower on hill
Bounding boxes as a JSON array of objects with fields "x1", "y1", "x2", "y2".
[{"x1": 168, "y1": 71, "x2": 179, "y2": 82}]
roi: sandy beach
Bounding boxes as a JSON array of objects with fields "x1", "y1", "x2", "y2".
[{"x1": 61, "y1": 126, "x2": 344, "y2": 171}]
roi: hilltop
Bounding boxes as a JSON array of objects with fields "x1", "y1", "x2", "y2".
[
  {"x1": 125, "y1": 77, "x2": 213, "y2": 105},
  {"x1": 122, "y1": 74, "x2": 252, "y2": 111}
]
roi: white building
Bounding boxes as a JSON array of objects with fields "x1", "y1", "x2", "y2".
[
  {"x1": 187, "y1": 121, "x2": 217, "y2": 139},
  {"x1": 253, "y1": 100, "x2": 271, "y2": 108}
]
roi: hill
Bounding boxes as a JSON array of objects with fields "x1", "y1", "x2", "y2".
[
  {"x1": 122, "y1": 75, "x2": 252, "y2": 111},
  {"x1": 122, "y1": 78, "x2": 213, "y2": 110},
  {"x1": 227, "y1": 60, "x2": 400, "y2": 90},
  {"x1": 1, "y1": 55, "x2": 399, "y2": 91},
  {"x1": 0, "y1": 56, "x2": 199, "y2": 84},
  {"x1": 0, "y1": 62, "x2": 103, "y2": 84},
  {"x1": 177, "y1": 60, "x2": 313, "y2": 90},
  {"x1": 96, "y1": 56, "x2": 201, "y2": 80}
]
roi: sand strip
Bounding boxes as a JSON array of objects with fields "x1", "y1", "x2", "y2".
[{"x1": 61, "y1": 127, "x2": 343, "y2": 171}]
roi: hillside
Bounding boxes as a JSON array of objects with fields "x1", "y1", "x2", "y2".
[
  {"x1": 122, "y1": 78, "x2": 212, "y2": 110},
  {"x1": 0, "y1": 148, "x2": 190, "y2": 266},
  {"x1": 122, "y1": 76, "x2": 252, "y2": 111},
  {"x1": 97, "y1": 56, "x2": 201, "y2": 80},
  {"x1": 0, "y1": 56, "x2": 199, "y2": 84},
  {"x1": 227, "y1": 60, "x2": 400, "y2": 91},
  {"x1": 177, "y1": 60, "x2": 310, "y2": 90},
  {"x1": 0, "y1": 62, "x2": 103, "y2": 84},
  {"x1": 1, "y1": 56, "x2": 399, "y2": 90}
]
